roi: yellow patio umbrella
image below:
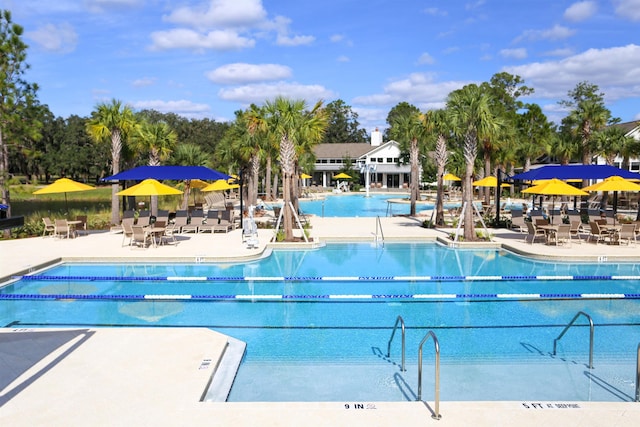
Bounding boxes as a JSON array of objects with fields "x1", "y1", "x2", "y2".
[
  {"x1": 189, "y1": 179, "x2": 209, "y2": 189},
  {"x1": 332, "y1": 172, "x2": 352, "y2": 179},
  {"x1": 33, "y1": 177, "x2": 96, "y2": 214},
  {"x1": 202, "y1": 179, "x2": 240, "y2": 192},
  {"x1": 300, "y1": 173, "x2": 312, "y2": 179},
  {"x1": 522, "y1": 178, "x2": 589, "y2": 223},
  {"x1": 442, "y1": 173, "x2": 461, "y2": 181},
  {"x1": 116, "y1": 179, "x2": 183, "y2": 196},
  {"x1": 583, "y1": 176, "x2": 640, "y2": 221},
  {"x1": 472, "y1": 176, "x2": 510, "y2": 188}
]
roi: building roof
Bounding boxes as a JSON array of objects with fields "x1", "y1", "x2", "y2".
[
  {"x1": 610, "y1": 120, "x2": 640, "y2": 136},
  {"x1": 313, "y1": 143, "x2": 373, "y2": 159}
]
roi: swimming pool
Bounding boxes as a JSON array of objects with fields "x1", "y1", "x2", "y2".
[{"x1": 2, "y1": 243, "x2": 639, "y2": 402}]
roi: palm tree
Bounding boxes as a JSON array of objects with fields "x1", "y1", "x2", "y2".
[
  {"x1": 86, "y1": 99, "x2": 137, "y2": 225},
  {"x1": 389, "y1": 110, "x2": 426, "y2": 216},
  {"x1": 446, "y1": 84, "x2": 501, "y2": 241},
  {"x1": 424, "y1": 110, "x2": 450, "y2": 226},
  {"x1": 129, "y1": 120, "x2": 177, "y2": 214},
  {"x1": 259, "y1": 97, "x2": 327, "y2": 241}
]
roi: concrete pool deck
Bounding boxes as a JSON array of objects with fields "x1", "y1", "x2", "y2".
[{"x1": 1, "y1": 216, "x2": 640, "y2": 426}]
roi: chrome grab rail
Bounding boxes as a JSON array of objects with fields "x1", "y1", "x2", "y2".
[
  {"x1": 636, "y1": 343, "x2": 640, "y2": 402},
  {"x1": 553, "y1": 311, "x2": 594, "y2": 369},
  {"x1": 375, "y1": 216, "x2": 385, "y2": 245},
  {"x1": 417, "y1": 330, "x2": 441, "y2": 420},
  {"x1": 386, "y1": 316, "x2": 406, "y2": 372}
]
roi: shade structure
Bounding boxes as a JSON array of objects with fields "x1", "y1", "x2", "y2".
[
  {"x1": 512, "y1": 164, "x2": 640, "y2": 181},
  {"x1": 202, "y1": 180, "x2": 240, "y2": 192},
  {"x1": 116, "y1": 179, "x2": 182, "y2": 196},
  {"x1": 332, "y1": 172, "x2": 352, "y2": 179},
  {"x1": 472, "y1": 176, "x2": 510, "y2": 188},
  {"x1": 33, "y1": 178, "x2": 96, "y2": 213},
  {"x1": 443, "y1": 173, "x2": 461, "y2": 181},
  {"x1": 300, "y1": 173, "x2": 312, "y2": 179},
  {"x1": 103, "y1": 165, "x2": 230, "y2": 182},
  {"x1": 189, "y1": 179, "x2": 209, "y2": 189}
]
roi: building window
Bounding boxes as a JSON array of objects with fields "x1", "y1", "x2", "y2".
[
  {"x1": 377, "y1": 157, "x2": 383, "y2": 163},
  {"x1": 631, "y1": 162, "x2": 640, "y2": 171},
  {"x1": 370, "y1": 158, "x2": 377, "y2": 163},
  {"x1": 386, "y1": 158, "x2": 393, "y2": 163}
]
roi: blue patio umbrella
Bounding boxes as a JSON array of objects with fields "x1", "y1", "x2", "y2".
[
  {"x1": 102, "y1": 165, "x2": 230, "y2": 182},
  {"x1": 512, "y1": 164, "x2": 640, "y2": 181}
]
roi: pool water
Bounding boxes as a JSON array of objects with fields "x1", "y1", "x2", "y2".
[{"x1": 2, "y1": 243, "x2": 639, "y2": 402}]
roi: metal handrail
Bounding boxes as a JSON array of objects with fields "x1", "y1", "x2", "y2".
[
  {"x1": 386, "y1": 316, "x2": 405, "y2": 372},
  {"x1": 636, "y1": 343, "x2": 640, "y2": 402},
  {"x1": 553, "y1": 311, "x2": 594, "y2": 369},
  {"x1": 417, "y1": 330, "x2": 441, "y2": 420},
  {"x1": 375, "y1": 216, "x2": 385, "y2": 245}
]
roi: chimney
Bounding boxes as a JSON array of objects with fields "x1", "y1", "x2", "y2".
[{"x1": 371, "y1": 127, "x2": 382, "y2": 146}]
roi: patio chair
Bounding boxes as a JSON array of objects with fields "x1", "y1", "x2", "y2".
[
  {"x1": 75, "y1": 215, "x2": 87, "y2": 236},
  {"x1": 587, "y1": 221, "x2": 610, "y2": 244},
  {"x1": 54, "y1": 219, "x2": 72, "y2": 239},
  {"x1": 525, "y1": 221, "x2": 545, "y2": 244},
  {"x1": 569, "y1": 220, "x2": 584, "y2": 244},
  {"x1": 121, "y1": 217, "x2": 135, "y2": 246},
  {"x1": 136, "y1": 211, "x2": 151, "y2": 227},
  {"x1": 616, "y1": 223, "x2": 637, "y2": 245},
  {"x1": 130, "y1": 225, "x2": 151, "y2": 249},
  {"x1": 162, "y1": 222, "x2": 179, "y2": 246},
  {"x1": 155, "y1": 210, "x2": 169, "y2": 226},
  {"x1": 550, "y1": 224, "x2": 572, "y2": 247},
  {"x1": 42, "y1": 217, "x2": 56, "y2": 237},
  {"x1": 510, "y1": 210, "x2": 526, "y2": 233}
]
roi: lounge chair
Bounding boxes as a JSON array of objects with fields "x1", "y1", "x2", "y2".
[
  {"x1": 181, "y1": 210, "x2": 203, "y2": 233},
  {"x1": 214, "y1": 209, "x2": 235, "y2": 233},
  {"x1": 525, "y1": 221, "x2": 545, "y2": 244},
  {"x1": 198, "y1": 210, "x2": 219, "y2": 233},
  {"x1": 509, "y1": 210, "x2": 526, "y2": 233},
  {"x1": 54, "y1": 219, "x2": 72, "y2": 239},
  {"x1": 42, "y1": 217, "x2": 56, "y2": 237},
  {"x1": 173, "y1": 210, "x2": 189, "y2": 233},
  {"x1": 130, "y1": 225, "x2": 151, "y2": 249}
]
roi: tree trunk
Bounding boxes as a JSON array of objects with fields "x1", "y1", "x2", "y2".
[
  {"x1": 280, "y1": 135, "x2": 295, "y2": 241},
  {"x1": 0, "y1": 128, "x2": 11, "y2": 218},
  {"x1": 463, "y1": 132, "x2": 478, "y2": 241},
  {"x1": 409, "y1": 138, "x2": 419, "y2": 216},
  {"x1": 265, "y1": 156, "x2": 272, "y2": 201},
  {"x1": 434, "y1": 134, "x2": 447, "y2": 226},
  {"x1": 484, "y1": 153, "x2": 491, "y2": 206},
  {"x1": 110, "y1": 130, "x2": 122, "y2": 225}
]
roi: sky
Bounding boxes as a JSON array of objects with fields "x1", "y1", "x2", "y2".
[{"x1": 2, "y1": 0, "x2": 640, "y2": 134}]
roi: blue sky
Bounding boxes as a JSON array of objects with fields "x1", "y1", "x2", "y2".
[{"x1": 3, "y1": 0, "x2": 640, "y2": 133}]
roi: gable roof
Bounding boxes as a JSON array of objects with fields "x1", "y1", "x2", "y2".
[
  {"x1": 359, "y1": 140, "x2": 400, "y2": 158},
  {"x1": 313, "y1": 143, "x2": 373, "y2": 159},
  {"x1": 610, "y1": 120, "x2": 640, "y2": 136}
]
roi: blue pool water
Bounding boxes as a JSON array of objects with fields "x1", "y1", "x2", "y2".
[{"x1": 2, "y1": 243, "x2": 640, "y2": 402}]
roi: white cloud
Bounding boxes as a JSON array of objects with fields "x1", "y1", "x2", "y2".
[
  {"x1": 276, "y1": 34, "x2": 315, "y2": 47},
  {"x1": 86, "y1": 0, "x2": 142, "y2": 13},
  {"x1": 163, "y1": 0, "x2": 267, "y2": 30},
  {"x1": 514, "y1": 24, "x2": 576, "y2": 43},
  {"x1": 131, "y1": 77, "x2": 156, "y2": 87},
  {"x1": 337, "y1": 55, "x2": 350, "y2": 63},
  {"x1": 500, "y1": 48, "x2": 528, "y2": 59},
  {"x1": 563, "y1": 1, "x2": 597, "y2": 22},
  {"x1": 543, "y1": 48, "x2": 575, "y2": 57},
  {"x1": 206, "y1": 63, "x2": 292, "y2": 84},
  {"x1": 353, "y1": 73, "x2": 475, "y2": 109},
  {"x1": 613, "y1": 0, "x2": 640, "y2": 21},
  {"x1": 418, "y1": 52, "x2": 435, "y2": 65},
  {"x1": 26, "y1": 23, "x2": 77, "y2": 53},
  {"x1": 132, "y1": 99, "x2": 211, "y2": 115},
  {"x1": 330, "y1": 34, "x2": 344, "y2": 43},
  {"x1": 503, "y1": 44, "x2": 640, "y2": 100},
  {"x1": 423, "y1": 8, "x2": 447, "y2": 16},
  {"x1": 218, "y1": 82, "x2": 335, "y2": 104},
  {"x1": 150, "y1": 28, "x2": 255, "y2": 51}
]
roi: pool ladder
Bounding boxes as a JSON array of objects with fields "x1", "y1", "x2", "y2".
[
  {"x1": 553, "y1": 311, "x2": 594, "y2": 369},
  {"x1": 418, "y1": 330, "x2": 441, "y2": 420},
  {"x1": 386, "y1": 316, "x2": 406, "y2": 372},
  {"x1": 375, "y1": 216, "x2": 385, "y2": 245}
]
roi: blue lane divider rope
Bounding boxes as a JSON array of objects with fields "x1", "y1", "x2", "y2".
[
  {"x1": 1, "y1": 293, "x2": 639, "y2": 301},
  {"x1": 13, "y1": 274, "x2": 640, "y2": 282}
]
